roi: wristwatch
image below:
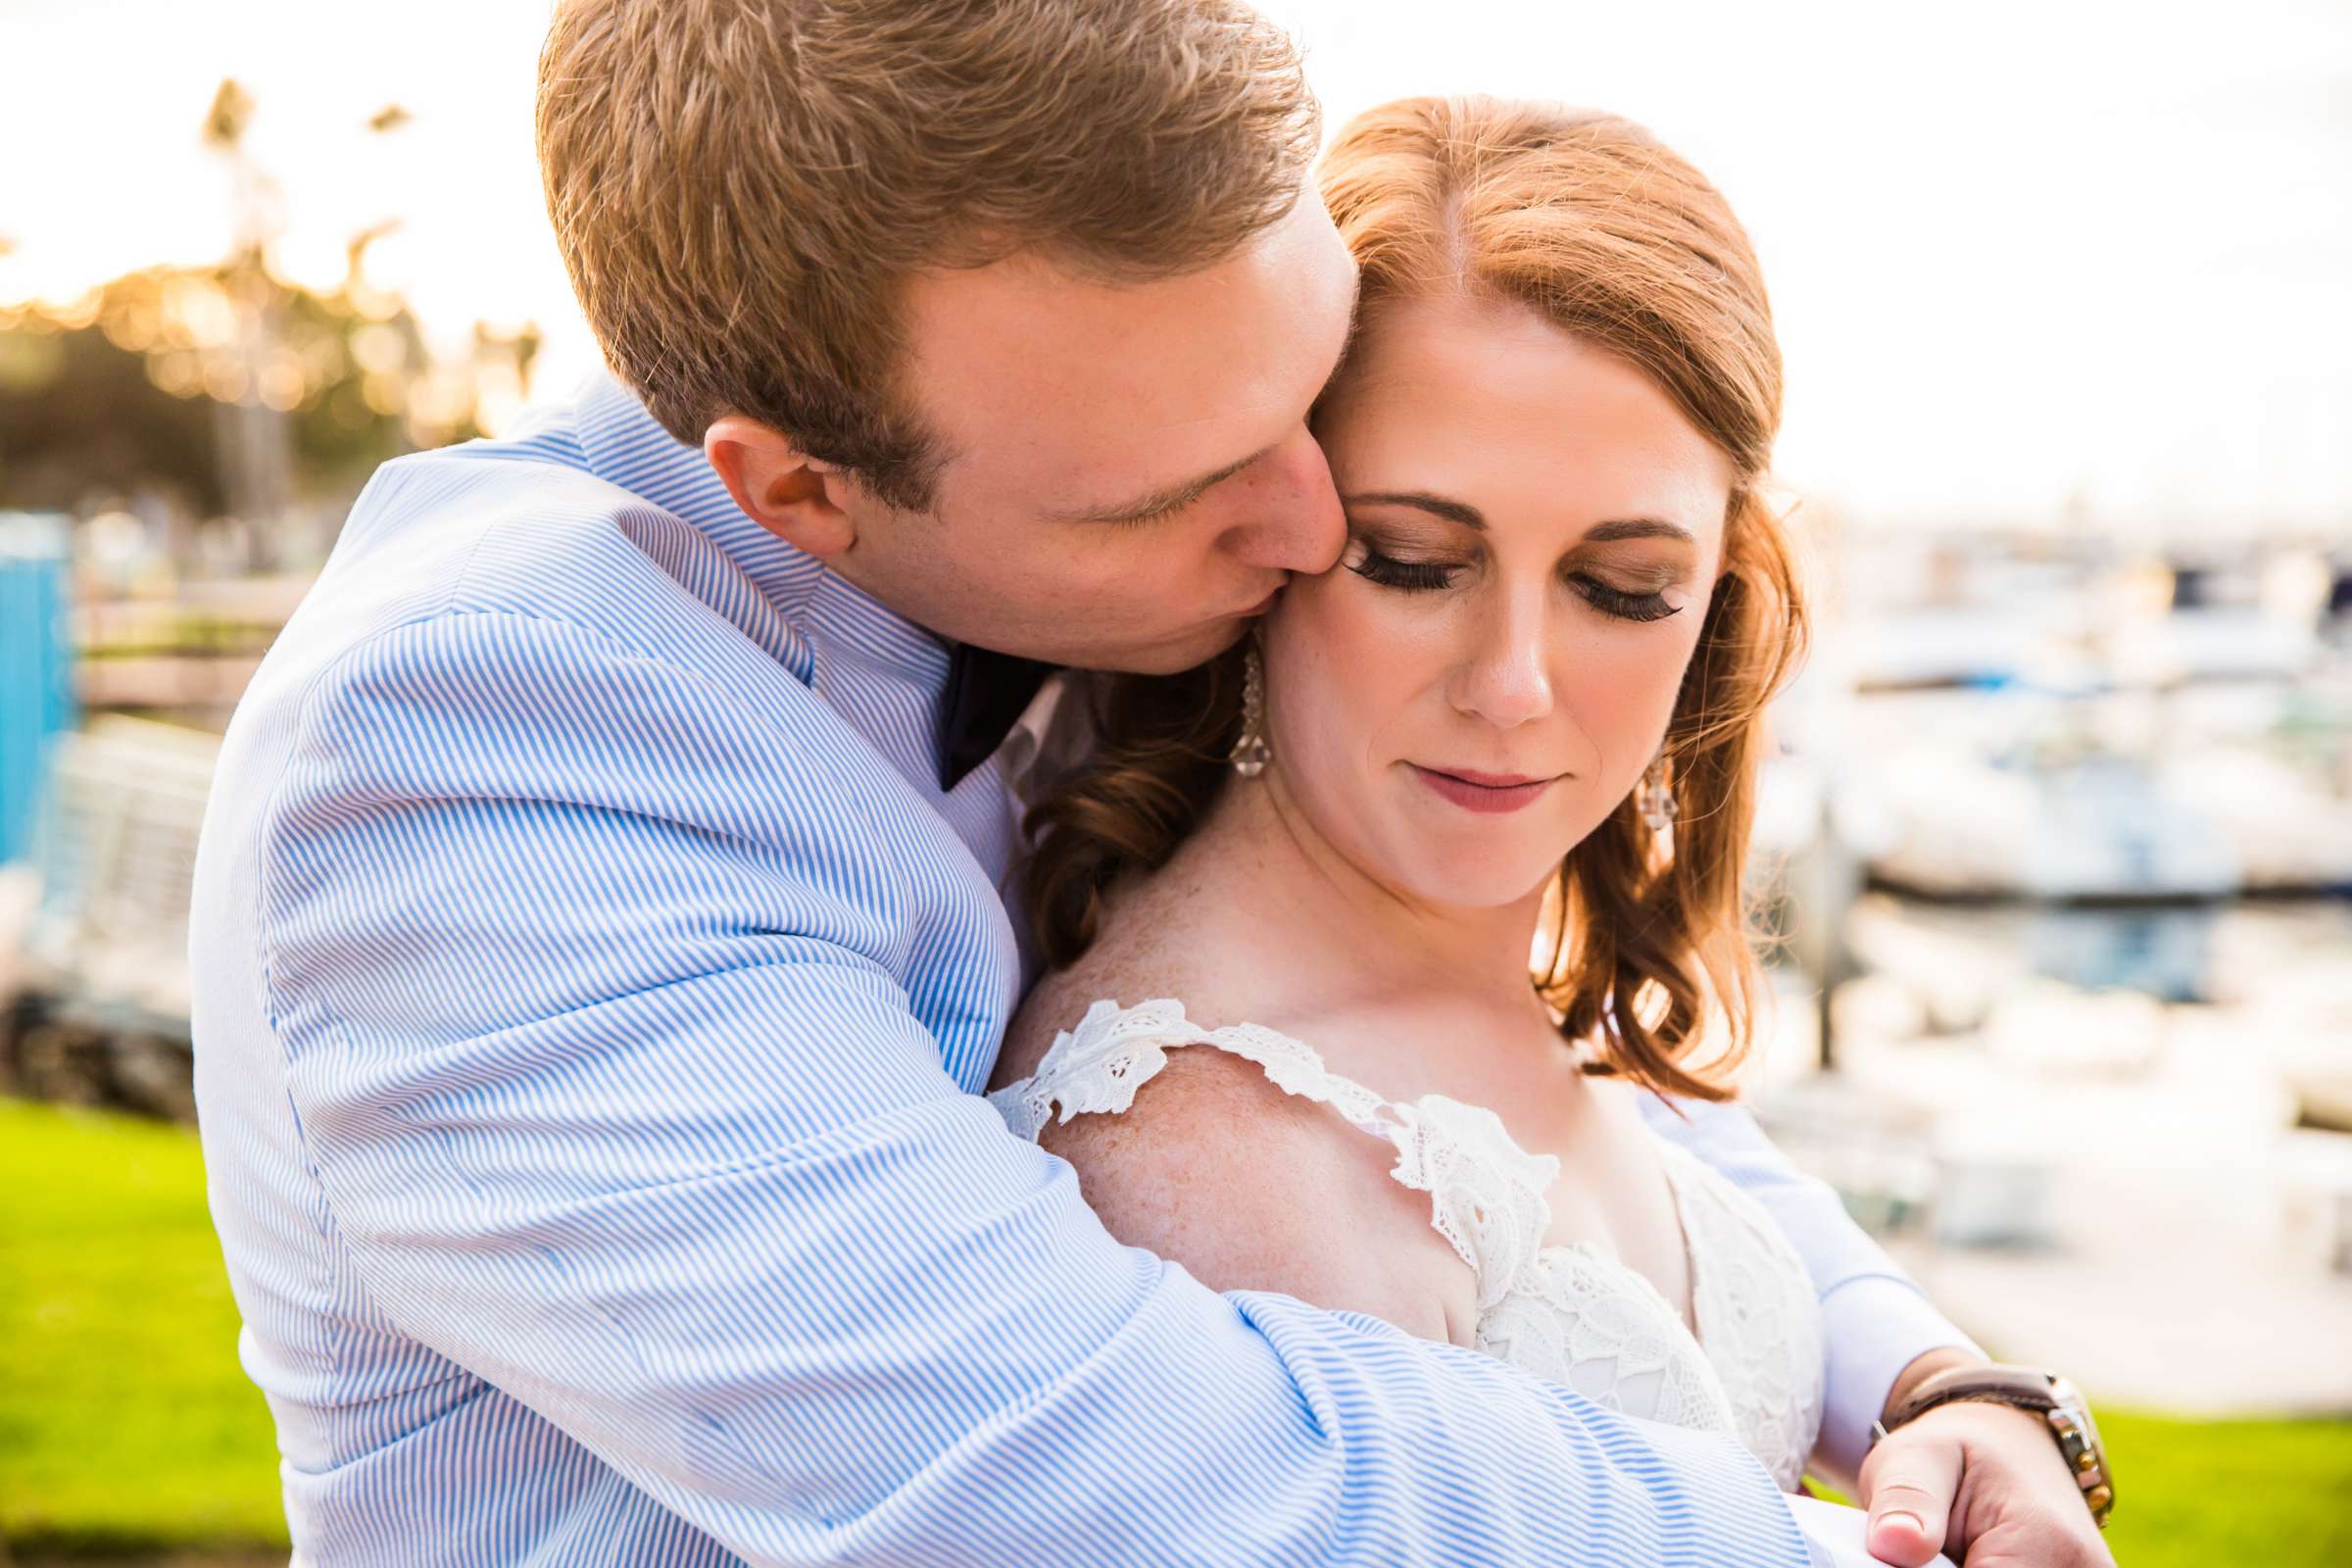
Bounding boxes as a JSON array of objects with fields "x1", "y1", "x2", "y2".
[{"x1": 1870, "y1": 1363, "x2": 2114, "y2": 1529}]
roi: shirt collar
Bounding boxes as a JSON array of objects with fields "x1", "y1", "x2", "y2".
[
  {"x1": 999, "y1": 670, "x2": 1082, "y2": 810},
  {"x1": 569, "y1": 370, "x2": 953, "y2": 692}
]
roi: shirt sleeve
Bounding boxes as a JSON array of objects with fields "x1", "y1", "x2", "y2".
[
  {"x1": 259, "y1": 610, "x2": 1811, "y2": 1568},
  {"x1": 1638, "y1": 1094, "x2": 1984, "y2": 1476}
]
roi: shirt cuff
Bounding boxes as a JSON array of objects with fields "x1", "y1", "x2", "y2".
[{"x1": 1816, "y1": 1274, "x2": 1985, "y2": 1478}]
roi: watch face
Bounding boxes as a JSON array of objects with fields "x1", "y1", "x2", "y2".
[
  {"x1": 2049, "y1": 1373, "x2": 2113, "y2": 1519},
  {"x1": 2051, "y1": 1374, "x2": 2103, "y2": 1453}
]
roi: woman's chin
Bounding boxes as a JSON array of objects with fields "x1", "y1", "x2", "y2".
[{"x1": 1385, "y1": 851, "x2": 1565, "y2": 915}]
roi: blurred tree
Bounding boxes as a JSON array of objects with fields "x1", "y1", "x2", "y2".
[
  {"x1": 0, "y1": 261, "x2": 537, "y2": 516},
  {"x1": 0, "y1": 80, "x2": 539, "y2": 559},
  {"x1": 202, "y1": 74, "x2": 295, "y2": 537},
  {"x1": 202, "y1": 77, "x2": 257, "y2": 151},
  {"x1": 0, "y1": 302, "x2": 225, "y2": 515}
]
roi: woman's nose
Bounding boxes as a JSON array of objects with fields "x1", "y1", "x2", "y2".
[{"x1": 1451, "y1": 596, "x2": 1554, "y2": 728}]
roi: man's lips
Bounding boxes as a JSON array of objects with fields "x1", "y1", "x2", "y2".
[{"x1": 1408, "y1": 763, "x2": 1566, "y2": 814}]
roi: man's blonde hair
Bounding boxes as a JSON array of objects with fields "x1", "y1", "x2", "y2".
[{"x1": 537, "y1": 0, "x2": 1321, "y2": 509}]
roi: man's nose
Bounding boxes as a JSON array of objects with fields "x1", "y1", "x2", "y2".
[{"x1": 1215, "y1": 427, "x2": 1346, "y2": 575}]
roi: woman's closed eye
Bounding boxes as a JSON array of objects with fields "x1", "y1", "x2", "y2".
[
  {"x1": 1571, "y1": 573, "x2": 1682, "y2": 622},
  {"x1": 1347, "y1": 543, "x2": 1458, "y2": 592},
  {"x1": 1348, "y1": 542, "x2": 1685, "y2": 624}
]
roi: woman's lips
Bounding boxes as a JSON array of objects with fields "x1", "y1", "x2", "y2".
[{"x1": 1408, "y1": 763, "x2": 1563, "y2": 814}]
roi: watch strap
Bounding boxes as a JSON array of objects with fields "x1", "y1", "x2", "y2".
[
  {"x1": 1883, "y1": 1364, "x2": 2061, "y2": 1429},
  {"x1": 1872, "y1": 1364, "x2": 2114, "y2": 1529}
]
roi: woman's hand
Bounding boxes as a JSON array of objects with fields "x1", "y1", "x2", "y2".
[{"x1": 1860, "y1": 1399, "x2": 2117, "y2": 1568}]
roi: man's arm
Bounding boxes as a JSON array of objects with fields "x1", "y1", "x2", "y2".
[
  {"x1": 1637, "y1": 1095, "x2": 1984, "y2": 1478},
  {"x1": 262, "y1": 611, "x2": 1809, "y2": 1568}
]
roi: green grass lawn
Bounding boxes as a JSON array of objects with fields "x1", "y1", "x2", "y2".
[
  {"x1": 1, "y1": 1099, "x2": 288, "y2": 1556},
  {"x1": 4, "y1": 1095, "x2": 2348, "y2": 1561},
  {"x1": 2094, "y1": 1408, "x2": 2352, "y2": 1568}
]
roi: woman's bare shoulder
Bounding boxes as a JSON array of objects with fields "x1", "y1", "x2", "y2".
[
  {"x1": 996, "y1": 874, "x2": 1244, "y2": 1090},
  {"x1": 998, "y1": 953, "x2": 1166, "y2": 1093},
  {"x1": 998, "y1": 895, "x2": 1473, "y2": 1344},
  {"x1": 1032, "y1": 1011, "x2": 1475, "y2": 1345}
]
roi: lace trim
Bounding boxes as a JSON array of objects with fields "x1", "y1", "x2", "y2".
[
  {"x1": 989, "y1": 999, "x2": 1556, "y2": 1298},
  {"x1": 991, "y1": 999, "x2": 1825, "y2": 1489},
  {"x1": 987, "y1": 998, "x2": 1390, "y2": 1138},
  {"x1": 1657, "y1": 1141, "x2": 1829, "y2": 1492},
  {"x1": 1477, "y1": 1243, "x2": 1741, "y2": 1438}
]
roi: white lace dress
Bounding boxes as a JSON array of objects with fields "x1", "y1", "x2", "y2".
[{"x1": 990, "y1": 998, "x2": 1828, "y2": 1491}]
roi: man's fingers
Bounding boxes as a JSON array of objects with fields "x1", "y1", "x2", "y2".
[{"x1": 1861, "y1": 1431, "x2": 1962, "y2": 1567}]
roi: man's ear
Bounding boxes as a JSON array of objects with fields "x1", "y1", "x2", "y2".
[{"x1": 704, "y1": 415, "x2": 857, "y2": 559}]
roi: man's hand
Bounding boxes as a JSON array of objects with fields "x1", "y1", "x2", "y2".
[{"x1": 1859, "y1": 1399, "x2": 2116, "y2": 1567}]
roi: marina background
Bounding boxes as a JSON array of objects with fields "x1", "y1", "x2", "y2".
[{"x1": 3, "y1": 0, "x2": 2348, "y2": 1561}]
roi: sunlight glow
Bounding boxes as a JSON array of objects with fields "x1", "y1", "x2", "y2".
[{"x1": 3, "y1": 0, "x2": 2346, "y2": 522}]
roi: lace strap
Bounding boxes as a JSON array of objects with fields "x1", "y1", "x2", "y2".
[
  {"x1": 987, "y1": 998, "x2": 1398, "y2": 1142},
  {"x1": 990, "y1": 999, "x2": 1558, "y2": 1299}
]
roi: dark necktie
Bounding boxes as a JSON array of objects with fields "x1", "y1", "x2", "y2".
[{"x1": 936, "y1": 642, "x2": 1057, "y2": 791}]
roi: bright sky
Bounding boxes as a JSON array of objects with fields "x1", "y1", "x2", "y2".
[{"x1": 3, "y1": 0, "x2": 2347, "y2": 533}]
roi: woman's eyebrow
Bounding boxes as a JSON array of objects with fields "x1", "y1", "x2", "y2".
[
  {"x1": 1342, "y1": 491, "x2": 1694, "y2": 544},
  {"x1": 1342, "y1": 490, "x2": 1486, "y2": 527},
  {"x1": 1584, "y1": 517, "x2": 1694, "y2": 544}
]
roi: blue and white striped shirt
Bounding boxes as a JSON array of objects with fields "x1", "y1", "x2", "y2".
[{"x1": 191, "y1": 373, "x2": 1963, "y2": 1565}]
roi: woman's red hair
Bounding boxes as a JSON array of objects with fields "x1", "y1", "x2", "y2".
[{"x1": 1024, "y1": 98, "x2": 1809, "y2": 1101}]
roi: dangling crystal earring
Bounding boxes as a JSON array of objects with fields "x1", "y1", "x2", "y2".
[
  {"x1": 1228, "y1": 642, "x2": 1271, "y2": 778},
  {"x1": 1636, "y1": 752, "x2": 1677, "y2": 833}
]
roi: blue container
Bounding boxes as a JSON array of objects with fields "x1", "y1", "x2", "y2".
[{"x1": 0, "y1": 512, "x2": 74, "y2": 863}]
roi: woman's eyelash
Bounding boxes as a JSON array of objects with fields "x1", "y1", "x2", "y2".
[
  {"x1": 1350, "y1": 547, "x2": 1683, "y2": 624},
  {"x1": 1572, "y1": 575, "x2": 1682, "y2": 623},
  {"x1": 1348, "y1": 548, "x2": 1457, "y2": 591}
]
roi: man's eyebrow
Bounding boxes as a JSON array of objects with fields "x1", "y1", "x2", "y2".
[
  {"x1": 1062, "y1": 446, "x2": 1271, "y2": 525},
  {"x1": 1342, "y1": 491, "x2": 1695, "y2": 544},
  {"x1": 1066, "y1": 278, "x2": 1364, "y2": 526}
]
